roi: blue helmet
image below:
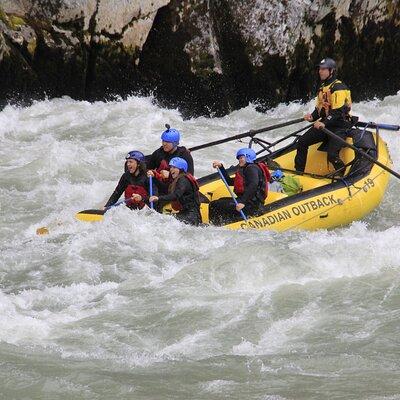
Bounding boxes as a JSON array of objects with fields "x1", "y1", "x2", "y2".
[
  {"x1": 125, "y1": 150, "x2": 145, "y2": 162},
  {"x1": 236, "y1": 147, "x2": 257, "y2": 164},
  {"x1": 161, "y1": 125, "x2": 180, "y2": 146},
  {"x1": 169, "y1": 157, "x2": 188, "y2": 173},
  {"x1": 271, "y1": 169, "x2": 284, "y2": 181}
]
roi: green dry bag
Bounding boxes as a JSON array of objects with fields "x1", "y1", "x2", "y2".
[{"x1": 281, "y1": 175, "x2": 303, "y2": 196}]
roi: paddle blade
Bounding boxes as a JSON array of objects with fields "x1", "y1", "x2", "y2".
[{"x1": 75, "y1": 209, "x2": 106, "y2": 222}]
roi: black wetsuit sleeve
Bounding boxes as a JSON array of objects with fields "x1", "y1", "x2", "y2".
[
  {"x1": 145, "y1": 149, "x2": 161, "y2": 170},
  {"x1": 105, "y1": 175, "x2": 128, "y2": 207},
  {"x1": 154, "y1": 179, "x2": 169, "y2": 194},
  {"x1": 158, "y1": 177, "x2": 191, "y2": 202},
  {"x1": 219, "y1": 165, "x2": 234, "y2": 186},
  {"x1": 184, "y1": 151, "x2": 194, "y2": 175},
  {"x1": 238, "y1": 166, "x2": 259, "y2": 204},
  {"x1": 311, "y1": 108, "x2": 319, "y2": 121}
]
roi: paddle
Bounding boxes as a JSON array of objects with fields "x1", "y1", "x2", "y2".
[
  {"x1": 37, "y1": 199, "x2": 125, "y2": 233},
  {"x1": 321, "y1": 127, "x2": 400, "y2": 180},
  {"x1": 37, "y1": 201, "x2": 114, "y2": 233},
  {"x1": 75, "y1": 197, "x2": 130, "y2": 222},
  {"x1": 356, "y1": 121, "x2": 400, "y2": 131},
  {"x1": 189, "y1": 117, "x2": 305, "y2": 152},
  {"x1": 216, "y1": 167, "x2": 247, "y2": 222},
  {"x1": 106, "y1": 198, "x2": 131, "y2": 210},
  {"x1": 76, "y1": 177, "x2": 157, "y2": 222}
]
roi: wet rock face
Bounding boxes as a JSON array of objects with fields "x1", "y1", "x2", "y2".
[
  {"x1": 1, "y1": 0, "x2": 399, "y2": 117},
  {"x1": 0, "y1": 0, "x2": 170, "y2": 104}
]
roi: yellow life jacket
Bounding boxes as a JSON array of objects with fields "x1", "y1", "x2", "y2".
[{"x1": 316, "y1": 79, "x2": 352, "y2": 119}]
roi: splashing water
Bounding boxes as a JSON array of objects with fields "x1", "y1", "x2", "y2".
[{"x1": 1, "y1": 93, "x2": 400, "y2": 399}]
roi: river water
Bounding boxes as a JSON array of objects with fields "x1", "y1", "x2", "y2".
[{"x1": 1, "y1": 93, "x2": 400, "y2": 399}]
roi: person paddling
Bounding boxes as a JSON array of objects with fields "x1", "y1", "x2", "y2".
[
  {"x1": 146, "y1": 125, "x2": 194, "y2": 193},
  {"x1": 209, "y1": 148, "x2": 270, "y2": 225},
  {"x1": 148, "y1": 157, "x2": 201, "y2": 226},
  {"x1": 105, "y1": 151, "x2": 157, "y2": 210}
]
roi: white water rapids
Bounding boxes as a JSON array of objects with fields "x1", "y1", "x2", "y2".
[{"x1": 1, "y1": 94, "x2": 400, "y2": 399}]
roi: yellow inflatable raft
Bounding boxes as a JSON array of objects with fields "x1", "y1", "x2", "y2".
[
  {"x1": 75, "y1": 122, "x2": 394, "y2": 232},
  {"x1": 192, "y1": 128, "x2": 392, "y2": 231}
]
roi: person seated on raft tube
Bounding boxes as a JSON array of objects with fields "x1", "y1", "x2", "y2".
[
  {"x1": 294, "y1": 57, "x2": 353, "y2": 176},
  {"x1": 105, "y1": 150, "x2": 157, "y2": 210},
  {"x1": 148, "y1": 157, "x2": 201, "y2": 226},
  {"x1": 146, "y1": 125, "x2": 194, "y2": 194},
  {"x1": 209, "y1": 148, "x2": 270, "y2": 226}
]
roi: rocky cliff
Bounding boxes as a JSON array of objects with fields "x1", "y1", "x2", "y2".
[{"x1": 1, "y1": 0, "x2": 399, "y2": 117}]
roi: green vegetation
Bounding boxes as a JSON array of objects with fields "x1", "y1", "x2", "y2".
[{"x1": 0, "y1": 7, "x2": 26, "y2": 29}]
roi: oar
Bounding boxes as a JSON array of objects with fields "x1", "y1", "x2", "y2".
[
  {"x1": 321, "y1": 127, "x2": 400, "y2": 180},
  {"x1": 356, "y1": 121, "x2": 400, "y2": 131},
  {"x1": 106, "y1": 198, "x2": 131, "y2": 210},
  {"x1": 216, "y1": 167, "x2": 247, "y2": 222},
  {"x1": 189, "y1": 118, "x2": 305, "y2": 152},
  {"x1": 37, "y1": 199, "x2": 126, "y2": 233},
  {"x1": 37, "y1": 199, "x2": 119, "y2": 233},
  {"x1": 75, "y1": 198, "x2": 130, "y2": 222}
]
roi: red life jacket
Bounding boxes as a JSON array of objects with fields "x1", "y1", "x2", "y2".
[
  {"x1": 258, "y1": 162, "x2": 271, "y2": 196},
  {"x1": 152, "y1": 159, "x2": 170, "y2": 182},
  {"x1": 171, "y1": 174, "x2": 199, "y2": 211},
  {"x1": 124, "y1": 185, "x2": 148, "y2": 209},
  {"x1": 233, "y1": 170, "x2": 245, "y2": 195},
  {"x1": 233, "y1": 162, "x2": 270, "y2": 198},
  {"x1": 156, "y1": 159, "x2": 169, "y2": 173}
]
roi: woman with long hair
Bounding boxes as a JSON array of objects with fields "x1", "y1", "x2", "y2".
[{"x1": 105, "y1": 151, "x2": 157, "y2": 210}]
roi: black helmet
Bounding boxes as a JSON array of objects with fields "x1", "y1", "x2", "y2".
[{"x1": 317, "y1": 58, "x2": 336, "y2": 70}]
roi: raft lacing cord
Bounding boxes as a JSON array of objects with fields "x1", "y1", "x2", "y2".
[
  {"x1": 338, "y1": 123, "x2": 369, "y2": 187},
  {"x1": 338, "y1": 122, "x2": 374, "y2": 180},
  {"x1": 347, "y1": 124, "x2": 380, "y2": 190},
  {"x1": 338, "y1": 176, "x2": 352, "y2": 197},
  {"x1": 325, "y1": 145, "x2": 378, "y2": 191},
  {"x1": 340, "y1": 147, "x2": 376, "y2": 192},
  {"x1": 324, "y1": 159, "x2": 355, "y2": 181},
  {"x1": 324, "y1": 123, "x2": 374, "y2": 181},
  {"x1": 349, "y1": 124, "x2": 380, "y2": 189},
  {"x1": 323, "y1": 161, "x2": 353, "y2": 196},
  {"x1": 352, "y1": 122, "x2": 370, "y2": 145}
]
